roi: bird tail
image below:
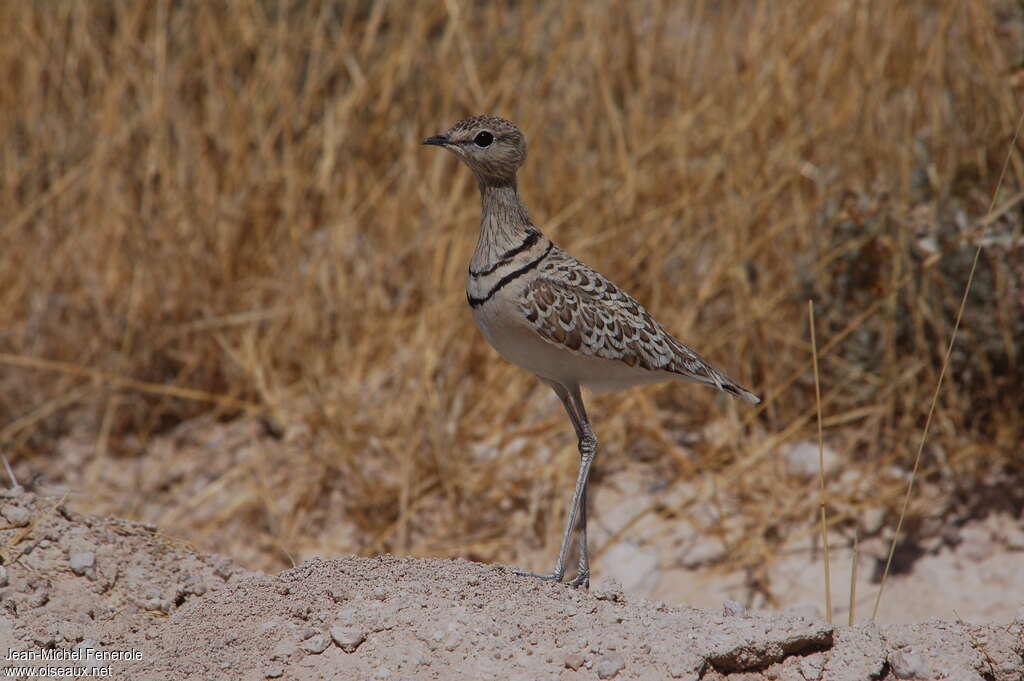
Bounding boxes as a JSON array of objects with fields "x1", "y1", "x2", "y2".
[
  {"x1": 719, "y1": 380, "x2": 761, "y2": 404},
  {"x1": 666, "y1": 337, "x2": 761, "y2": 404},
  {"x1": 697, "y1": 362, "x2": 761, "y2": 404}
]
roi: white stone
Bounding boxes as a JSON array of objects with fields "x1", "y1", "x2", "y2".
[{"x1": 784, "y1": 441, "x2": 840, "y2": 478}]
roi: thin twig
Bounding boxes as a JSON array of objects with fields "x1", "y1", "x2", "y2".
[
  {"x1": 809, "y1": 300, "x2": 832, "y2": 625},
  {"x1": 849, "y1": 527, "x2": 859, "y2": 626},
  {"x1": 0, "y1": 353, "x2": 261, "y2": 413},
  {"x1": 871, "y1": 107, "x2": 1024, "y2": 621},
  {"x1": 0, "y1": 493, "x2": 67, "y2": 567},
  {"x1": 2, "y1": 455, "x2": 22, "y2": 492}
]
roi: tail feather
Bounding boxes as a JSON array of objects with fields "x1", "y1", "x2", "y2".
[
  {"x1": 720, "y1": 380, "x2": 761, "y2": 404},
  {"x1": 664, "y1": 335, "x2": 760, "y2": 404},
  {"x1": 698, "y1": 363, "x2": 761, "y2": 404}
]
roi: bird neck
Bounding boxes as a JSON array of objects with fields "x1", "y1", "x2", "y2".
[
  {"x1": 479, "y1": 181, "x2": 531, "y2": 227},
  {"x1": 472, "y1": 181, "x2": 538, "y2": 269}
]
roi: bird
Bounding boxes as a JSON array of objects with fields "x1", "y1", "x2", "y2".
[{"x1": 423, "y1": 115, "x2": 759, "y2": 588}]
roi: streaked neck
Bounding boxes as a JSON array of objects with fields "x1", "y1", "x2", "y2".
[
  {"x1": 473, "y1": 182, "x2": 537, "y2": 267},
  {"x1": 480, "y1": 182, "x2": 531, "y2": 227}
]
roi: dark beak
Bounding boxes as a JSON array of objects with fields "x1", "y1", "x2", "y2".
[{"x1": 422, "y1": 134, "x2": 449, "y2": 146}]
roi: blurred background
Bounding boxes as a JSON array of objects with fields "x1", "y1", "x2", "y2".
[{"x1": 1, "y1": 1, "x2": 1022, "y2": 623}]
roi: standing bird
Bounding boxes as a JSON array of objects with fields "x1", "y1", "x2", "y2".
[{"x1": 423, "y1": 115, "x2": 759, "y2": 587}]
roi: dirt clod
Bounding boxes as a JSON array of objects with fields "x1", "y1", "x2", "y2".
[
  {"x1": 68, "y1": 551, "x2": 94, "y2": 576},
  {"x1": 594, "y1": 579, "x2": 625, "y2": 602},
  {"x1": 596, "y1": 652, "x2": 626, "y2": 678},
  {"x1": 1, "y1": 504, "x2": 30, "y2": 527},
  {"x1": 301, "y1": 633, "x2": 330, "y2": 654},
  {"x1": 564, "y1": 652, "x2": 584, "y2": 670},
  {"x1": 330, "y1": 624, "x2": 366, "y2": 653},
  {"x1": 889, "y1": 650, "x2": 928, "y2": 679}
]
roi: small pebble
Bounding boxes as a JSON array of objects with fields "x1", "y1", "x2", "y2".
[
  {"x1": 890, "y1": 651, "x2": 927, "y2": 679},
  {"x1": 371, "y1": 586, "x2": 387, "y2": 600},
  {"x1": 331, "y1": 624, "x2": 366, "y2": 653},
  {"x1": 784, "y1": 440, "x2": 840, "y2": 477},
  {"x1": 723, "y1": 600, "x2": 745, "y2": 616},
  {"x1": 69, "y1": 551, "x2": 95, "y2": 576},
  {"x1": 264, "y1": 663, "x2": 284, "y2": 678},
  {"x1": 596, "y1": 653, "x2": 625, "y2": 679},
  {"x1": 139, "y1": 597, "x2": 170, "y2": 614},
  {"x1": 184, "y1": 581, "x2": 207, "y2": 596},
  {"x1": 29, "y1": 586, "x2": 51, "y2": 609},
  {"x1": 301, "y1": 633, "x2": 330, "y2": 654},
  {"x1": 594, "y1": 579, "x2": 624, "y2": 602},
  {"x1": 564, "y1": 653, "x2": 584, "y2": 670},
  {"x1": 213, "y1": 559, "x2": 234, "y2": 581},
  {"x1": 1, "y1": 505, "x2": 30, "y2": 527}
]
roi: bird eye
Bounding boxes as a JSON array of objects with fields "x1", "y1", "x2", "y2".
[{"x1": 474, "y1": 131, "x2": 494, "y2": 147}]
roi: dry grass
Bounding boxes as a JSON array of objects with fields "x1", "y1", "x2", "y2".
[{"x1": 2, "y1": 1, "x2": 1022, "y2": 587}]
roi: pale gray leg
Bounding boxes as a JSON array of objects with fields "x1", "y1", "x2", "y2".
[
  {"x1": 516, "y1": 380, "x2": 596, "y2": 588},
  {"x1": 566, "y1": 384, "x2": 594, "y2": 588}
]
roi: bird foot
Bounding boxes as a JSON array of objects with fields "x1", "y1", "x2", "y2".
[
  {"x1": 514, "y1": 568, "x2": 563, "y2": 582},
  {"x1": 514, "y1": 567, "x2": 589, "y2": 589},
  {"x1": 566, "y1": 569, "x2": 589, "y2": 589}
]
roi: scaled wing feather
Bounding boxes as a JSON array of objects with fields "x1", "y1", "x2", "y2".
[{"x1": 520, "y1": 249, "x2": 758, "y2": 402}]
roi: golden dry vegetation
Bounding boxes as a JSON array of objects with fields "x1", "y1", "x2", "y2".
[{"x1": 1, "y1": 1, "x2": 1022, "y2": 585}]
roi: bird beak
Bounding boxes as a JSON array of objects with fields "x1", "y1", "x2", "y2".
[{"x1": 422, "y1": 134, "x2": 449, "y2": 147}]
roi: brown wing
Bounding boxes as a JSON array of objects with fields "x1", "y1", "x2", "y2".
[
  {"x1": 520, "y1": 269, "x2": 691, "y2": 373},
  {"x1": 520, "y1": 252, "x2": 759, "y2": 402}
]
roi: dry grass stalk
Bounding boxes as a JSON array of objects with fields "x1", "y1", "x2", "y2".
[
  {"x1": 871, "y1": 106, "x2": 1024, "y2": 622},
  {"x1": 809, "y1": 300, "x2": 832, "y2": 625},
  {"x1": 849, "y1": 528, "x2": 859, "y2": 627}
]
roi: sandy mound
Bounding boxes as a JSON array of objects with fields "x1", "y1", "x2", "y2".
[{"x1": 1, "y1": 491, "x2": 1021, "y2": 680}]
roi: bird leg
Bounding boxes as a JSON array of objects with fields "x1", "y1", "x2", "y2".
[
  {"x1": 517, "y1": 381, "x2": 595, "y2": 587},
  {"x1": 565, "y1": 435, "x2": 594, "y2": 587}
]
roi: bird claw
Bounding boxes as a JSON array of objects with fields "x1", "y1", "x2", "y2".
[
  {"x1": 514, "y1": 568, "x2": 563, "y2": 582},
  {"x1": 566, "y1": 569, "x2": 589, "y2": 588},
  {"x1": 514, "y1": 567, "x2": 589, "y2": 588}
]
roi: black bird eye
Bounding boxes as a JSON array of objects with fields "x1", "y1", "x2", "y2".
[{"x1": 474, "y1": 131, "x2": 494, "y2": 147}]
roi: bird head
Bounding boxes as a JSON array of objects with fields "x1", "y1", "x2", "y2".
[{"x1": 423, "y1": 115, "x2": 526, "y2": 187}]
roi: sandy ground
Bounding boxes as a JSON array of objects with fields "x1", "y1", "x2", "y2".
[
  {"x1": 587, "y1": 469, "x2": 1024, "y2": 626},
  {"x1": 30, "y1": 416, "x2": 1024, "y2": 631},
  {"x1": 1, "y1": 490, "x2": 1021, "y2": 681}
]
